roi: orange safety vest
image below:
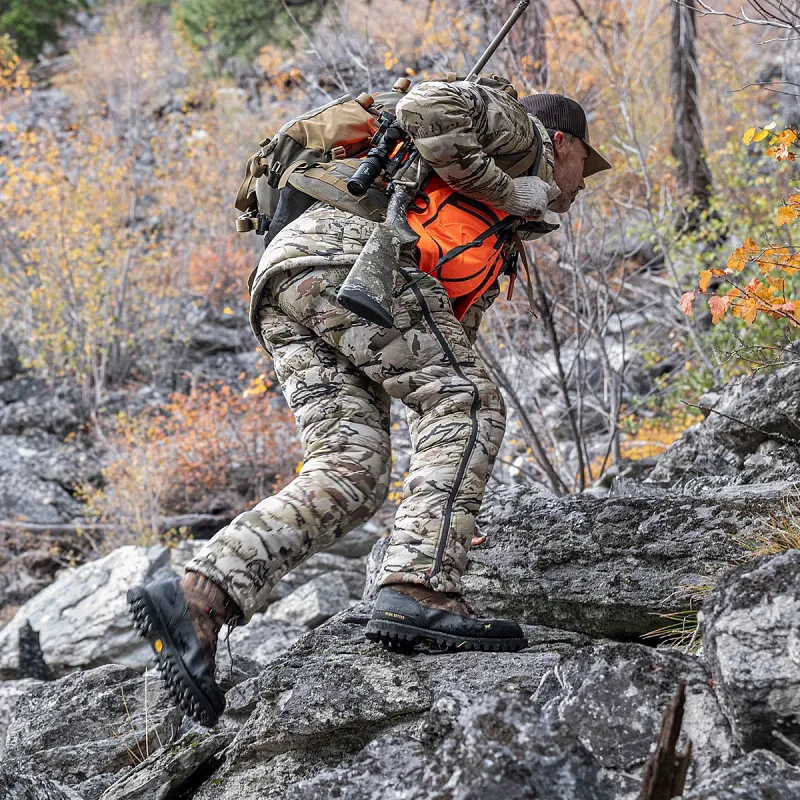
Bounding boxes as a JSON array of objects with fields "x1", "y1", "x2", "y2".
[{"x1": 407, "y1": 175, "x2": 515, "y2": 320}]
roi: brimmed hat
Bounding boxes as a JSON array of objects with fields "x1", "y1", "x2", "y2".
[{"x1": 519, "y1": 93, "x2": 612, "y2": 178}]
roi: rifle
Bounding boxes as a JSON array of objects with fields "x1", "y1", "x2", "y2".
[{"x1": 336, "y1": 0, "x2": 532, "y2": 329}]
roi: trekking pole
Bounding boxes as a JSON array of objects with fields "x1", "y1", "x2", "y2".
[{"x1": 336, "y1": 0, "x2": 531, "y2": 329}]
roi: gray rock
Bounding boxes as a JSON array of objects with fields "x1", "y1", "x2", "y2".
[
  {"x1": 0, "y1": 435, "x2": 86, "y2": 524},
  {"x1": 650, "y1": 363, "x2": 800, "y2": 483},
  {"x1": 267, "y1": 552, "x2": 367, "y2": 602},
  {"x1": 4, "y1": 664, "x2": 182, "y2": 800},
  {"x1": 0, "y1": 678, "x2": 42, "y2": 759},
  {"x1": 682, "y1": 750, "x2": 800, "y2": 799},
  {"x1": 99, "y1": 731, "x2": 233, "y2": 800},
  {"x1": 703, "y1": 550, "x2": 800, "y2": 760},
  {"x1": 265, "y1": 573, "x2": 352, "y2": 628},
  {"x1": 0, "y1": 771, "x2": 84, "y2": 800},
  {"x1": 193, "y1": 607, "x2": 583, "y2": 798},
  {"x1": 458, "y1": 485, "x2": 756, "y2": 638},
  {"x1": 0, "y1": 391, "x2": 81, "y2": 438},
  {"x1": 168, "y1": 539, "x2": 206, "y2": 574},
  {"x1": 0, "y1": 334, "x2": 21, "y2": 381},
  {"x1": 215, "y1": 614, "x2": 305, "y2": 673},
  {"x1": 284, "y1": 692, "x2": 615, "y2": 800},
  {"x1": 534, "y1": 641, "x2": 734, "y2": 795},
  {"x1": 0, "y1": 546, "x2": 175, "y2": 677}
]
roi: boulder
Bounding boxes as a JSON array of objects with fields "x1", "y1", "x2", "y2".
[
  {"x1": 533, "y1": 641, "x2": 734, "y2": 796},
  {"x1": 702, "y1": 550, "x2": 800, "y2": 760},
  {"x1": 4, "y1": 664, "x2": 182, "y2": 800},
  {"x1": 265, "y1": 573, "x2": 353, "y2": 628},
  {"x1": 0, "y1": 771, "x2": 84, "y2": 800},
  {"x1": 650, "y1": 363, "x2": 800, "y2": 484},
  {"x1": 0, "y1": 546, "x2": 175, "y2": 677},
  {"x1": 0, "y1": 678, "x2": 42, "y2": 759},
  {"x1": 456, "y1": 486, "x2": 758, "y2": 638},
  {"x1": 682, "y1": 750, "x2": 800, "y2": 799},
  {"x1": 192, "y1": 607, "x2": 587, "y2": 798}
]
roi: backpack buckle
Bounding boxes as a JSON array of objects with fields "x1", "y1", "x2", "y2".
[
  {"x1": 330, "y1": 145, "x2": 347, "y2": 160},
  {"x1": 267, "y1": 161, "x2": 283, "y2": 188},
  {"x1": 236, "y1": 212, "x2": 258, "y2": 233}
]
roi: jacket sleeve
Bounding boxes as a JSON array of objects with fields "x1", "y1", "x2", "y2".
[{"x1": 395, "y1": 80, "x2": 542, "y2": 210}]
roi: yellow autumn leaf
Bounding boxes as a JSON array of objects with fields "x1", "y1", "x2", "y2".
[
  {"x1": 742, "y1": 237, "x2": 759, "y2": 255},
  {"x1": 789, "y1": 194, "x2": 800, "y2": 207},
  {"x1": 223, "y1": 306, "x2": 233, "y2": 315},
  {"x1": 753, "y1": 129, "x2": 771, "y2": 142},
  {"x1": 727, "y1": 250, "x2": 747, "y2": 272},
  {"x1": 742, "y1": 297, "x2": 759, "y2": 324},
  {"x1": 778, "y1": 129, "x2": 798, "y2": 146},
  {"x1": 698, "y1": 270, "x2": 713, "y2": 292},
  {"x1": 743, "y1": 127, "x2": 756, "y2": 145},
  {"x1": 777, "y1": 205, "x2": 799, "y2": 227}
]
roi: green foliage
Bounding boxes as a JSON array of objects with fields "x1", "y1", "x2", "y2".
[
  {"x1": 0, "y1": 0, "x2": 85, "y2": 59},
  {"x1": 174, "y1": 0, "x2": 326, "y2": 64}
]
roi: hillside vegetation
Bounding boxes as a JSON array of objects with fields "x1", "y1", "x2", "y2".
[{"x1": 0, "y1": 0, "x2": 797, "y2": 543}]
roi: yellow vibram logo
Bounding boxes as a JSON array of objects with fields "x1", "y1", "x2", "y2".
[{"x1": 154, "y1": 639, "x2": 163, "y2": 653}]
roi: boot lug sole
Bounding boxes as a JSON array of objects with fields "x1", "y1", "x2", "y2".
[
  {"x1": 127, "y1": 586, "x2": 224, "y2": 727},
  {"x1": 365, "y1": 619, "x2": 527, "y2": 653}
]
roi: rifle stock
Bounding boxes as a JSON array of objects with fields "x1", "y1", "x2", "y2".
[
  {"x1": 337, "y1": 164, "x2": 430, "y2": 327},
  {"x1": 336, "y1": 0, "x2": 530, "y2": 328}
]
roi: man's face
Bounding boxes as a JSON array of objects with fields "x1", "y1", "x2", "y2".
[{"x1": 549, "y1": 131, "x2": 588, "y2": 213}]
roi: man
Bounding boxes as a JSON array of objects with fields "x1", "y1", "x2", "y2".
[{"x1": 128, "y1": 82, "x2": 611, "y2": 727}]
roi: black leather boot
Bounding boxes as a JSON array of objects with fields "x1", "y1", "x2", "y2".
[
  {"x1": 127, "y1": 572, "x2": 241, "y2": 727},
  {"x1": 366, "y1": 584, "x2": 527, "y2": 653}
]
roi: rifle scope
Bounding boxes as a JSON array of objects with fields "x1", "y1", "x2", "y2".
[{"x1": 347, "y1": 123, "x2": 405, "y2": 197}]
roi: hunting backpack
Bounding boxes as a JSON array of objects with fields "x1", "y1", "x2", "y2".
[{"x1": 234, "y1": 74, "x2": 523, "y2": 241}]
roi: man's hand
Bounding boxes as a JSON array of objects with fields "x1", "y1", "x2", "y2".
[{"x1": 497, "y1": 175, "x2": 559, "y2": 220}]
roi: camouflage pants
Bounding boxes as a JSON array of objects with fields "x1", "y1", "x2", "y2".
[{"x1": 187, "y1": 256, "x2": 506, "y2": 621}]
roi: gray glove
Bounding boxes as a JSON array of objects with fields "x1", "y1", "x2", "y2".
[{"x1": 497, "y1": 175, "x2": 559, "y2": 219}]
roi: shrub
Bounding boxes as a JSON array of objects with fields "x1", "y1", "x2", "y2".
[
  {"x1": 83, "y1": 377, "x2": 302, "y2": 546},
  {"x1": 175, "y1": 0, "x2": 327, "y2": 65},
  {"x1": 0, "y1": 0, "x2": 85, "y2": 59}
]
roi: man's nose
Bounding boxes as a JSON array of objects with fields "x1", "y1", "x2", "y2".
[{"x1": 578, "y1": 177, "x2": 586, "y2": 191}]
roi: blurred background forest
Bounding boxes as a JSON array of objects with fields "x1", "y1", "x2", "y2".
[{"x1": 0, "y1": 0, "x2": 798, "y2": 555}]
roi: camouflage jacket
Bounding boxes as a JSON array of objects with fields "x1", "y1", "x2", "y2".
[
  {"x1": 394, "y1": 80, "x2": 557, "y2": 209},
  {"x1": 248, "y1": 80, "x2": 557, "y2": 348}
]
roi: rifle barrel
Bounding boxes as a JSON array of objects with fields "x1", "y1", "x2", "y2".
[{"x1": 466, "y1": 0, "x2": 531, "y2": 81}]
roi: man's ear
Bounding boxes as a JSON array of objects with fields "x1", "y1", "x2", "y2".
[{"x1": 551, "y1": 130, "x2": 567, "y2": 156}]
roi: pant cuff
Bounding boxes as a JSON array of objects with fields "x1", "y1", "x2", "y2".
[{"x1": 183, "y1": 558, "x2": 257, "y2": 624}]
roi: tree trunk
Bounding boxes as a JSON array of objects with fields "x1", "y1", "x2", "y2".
[{"x1": 670, "y1": 0, "x2": 713, "y2": 228}]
